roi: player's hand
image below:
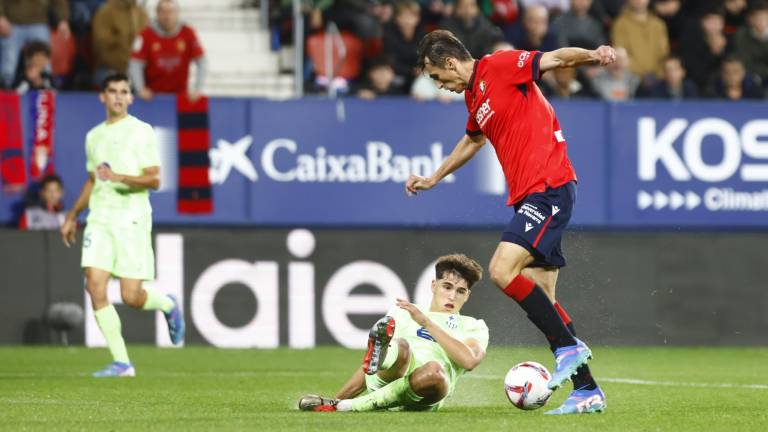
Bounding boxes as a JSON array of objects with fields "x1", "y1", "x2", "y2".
[
  {"x1": 592, "y1": 45, "x2": 616, "y2": 66},
  {"x1": 139, "y1": 88, "x2": 153, "y2": 101},
  {"x1": 60, "y1": 217, "x2": 77, "y2": 248},
  {"x1": 405, "y1": 175, "x2": 435, "y2": 196},
  {"x1": 96, "y1": 162, "x2": 122, "y2": 183},
  {"x1": 396, "y1": 298, "x2": 429, "y2": 327}
]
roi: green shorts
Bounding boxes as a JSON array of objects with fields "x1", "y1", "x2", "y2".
[{"x1": 81, "y1": 218, "x2": 155, "y2": 280}]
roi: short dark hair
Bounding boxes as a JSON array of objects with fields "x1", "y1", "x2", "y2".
[
  {"x1": 416, "y1": 30, "x2": 473, "y2": 70},
  {"x1": 750, "y1": 0, "x2": 768, "y2": 13},
  {"x1": 40, "y1": 174, "x2": 63, "y2": 189},
  {"x1": 435, "y1": 253, "x2": 483, "y2": 289},
  {"x1": 23, "y1": 41, "x2": 51, "y2": 60},
  {"x1": 101, "y1": 72, "x2": 131, "y2": 92}
]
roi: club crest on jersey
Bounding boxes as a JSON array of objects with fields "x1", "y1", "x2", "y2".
[
  {"x1": 479, "y1": 80, "x2": 486, "y2": 93},
  {"x1": 446, "y1": 315, "x2": 458, "y2": 329}
]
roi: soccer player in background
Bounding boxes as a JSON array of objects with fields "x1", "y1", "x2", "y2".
[
  {"x1": 60, "y1": 73, "x2": 184, "y2": 377},
  {"x1": 299, "y1": 254, "x2": 488, "y2": 412},
  {"x1": 405, "y1": 30, "x2": 615, "y2": 414}
]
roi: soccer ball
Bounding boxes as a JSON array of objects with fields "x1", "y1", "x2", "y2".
[{"x1": 503, "y1": 361, "x2": 553, "y2": 410}]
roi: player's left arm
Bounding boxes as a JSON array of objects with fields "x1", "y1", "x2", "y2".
[
  {"x1": 539, "y1": 45, "x2": 616, "y2": 73},
  {"x1": 334, "y1": 366, "x2": 368, "y2": 400},
  {"x1": 397, "y1": 299, "x2": 486, "y2": 371},
  {"x1": 97, "y1": 165, "x2": 161, "y2": 190}
]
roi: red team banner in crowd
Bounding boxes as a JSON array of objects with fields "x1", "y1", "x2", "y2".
[
  {"x1": 0, "y1": 92, "x2": 26, "y2": 191},
  {"x1": 29, "y1": 91, "x2": 56, "y2": 181}
]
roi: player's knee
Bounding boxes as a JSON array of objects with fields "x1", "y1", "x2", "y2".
[
  {"x1": 418, "y1": 361, "x2": 448, "y2": 391},
  {"x1": 121, "y1": 290, "x2": 144, "y2": 308}
]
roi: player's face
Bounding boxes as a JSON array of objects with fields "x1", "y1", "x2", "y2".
[
  {"x1": 99, "y1": 81, "x2": 133, "y2": 117},
  {"x1": 430, "y1": 270, "x2": 471, "y2": 313},
  {"x1": 424, "y1": 59, "x2": 466, "y2": 94}
]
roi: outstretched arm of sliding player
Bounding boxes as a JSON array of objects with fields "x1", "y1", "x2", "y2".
[{"x1": 405, "y1": 133, "x2": 486, "y2": 196}]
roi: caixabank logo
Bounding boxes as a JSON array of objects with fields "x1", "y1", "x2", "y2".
[
  {"x1": 207, "y1": 136, "x2": 455, "y2": 185},
  {"x1": 635, "y1": 117, "x2": 768, "y2": 215}
]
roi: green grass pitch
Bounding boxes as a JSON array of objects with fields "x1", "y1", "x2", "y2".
[{"x1": 1, "y1": 346, "x2": 766, "y2": 431}]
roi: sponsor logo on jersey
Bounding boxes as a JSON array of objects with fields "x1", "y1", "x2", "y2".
[
  {"x1": 475, "y1": 98, "x2": 495, "y2": 128},
  {"x1": 517, "y1": 51, "x2": 530, "y2": 68}
]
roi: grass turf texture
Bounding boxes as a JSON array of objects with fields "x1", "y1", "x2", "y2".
[{"x1": 1, "y1": 346, "x2": 766, "y2": 431}]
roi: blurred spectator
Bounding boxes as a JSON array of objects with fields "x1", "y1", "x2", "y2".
[
  {"x1": 539, "y1": 67, "x2": 598, "y2": 99},
  {"x1": 410, "y1": 72, "x2": 465, "y2": 101},
  {"x1": 724, "y1": 0, "x2": 748, "y2": 35},
  {"x1": 19, "y1": 174, "x2": 66, "y2": 230},
  {"x1": 506, "y1": 4, "x2": 562, "y2": 51},
  {"x1": 520, "y1": 0, "x2": 570, "y2": 16},
  {"x1": 611, "y1": 0, "x2": 669, "y2": 78},
  {"x1": 487, "y1": 0, "x2": 520, "y2": 26},
  {"x1": 356, "y1": 56, "x2": 404, "y2": 99},
  {"x1": 0, "y1": 0, "x2": 70, "y2": 88},
  {"x1": 733, "y1": 0, "x2": 768, "y2": 85},
  {"x1": 420, "y1": 0, "x2": 454, "y2": 28},
  {"x1": 590, "y1": 46, "x2": 640, "y2": 100},
  {"x1": 91, "y1": 0, "x2": 148, "y2": 86},
  {"x1": 588, "y1": 0, "x2": 625, "y2": 29},
  {"x1": 637, "y1": 55, "x2": 698, "y2": 99},
  {"x1": 440, "y1": 0, "x2": 503, "y2": 57},
  {"x1": 12, "y1": 41, "x2": 54, "y2": 93},
  {"x1": 313, "y1": 1, "x2": 382, "y2": 41},
  {"x1": 129, "y1": 0, "x2": 207, "y2": 101},
  {"x1": 680, "y1": 5, "x2": 727, "y2": 93},
  {"x1": 651, "y1": 0, "x2": 684, "y2": 51},
  {"x1": 70, "y1": 0, "x2": 107, "y2": 35},
  {"x1": 553, "y1": 0, "x2": 606, "y2": 49},
  {"x1": 383, "y1": 1, "x2": 425, "y2": 90},
  {"x1": 708, "y1": 56, "x2": 764, "y2": 100}
]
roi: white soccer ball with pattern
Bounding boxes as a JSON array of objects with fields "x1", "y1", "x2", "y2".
[{"x1": 504, "y1": 361, "x2": 553, "y2": 410}]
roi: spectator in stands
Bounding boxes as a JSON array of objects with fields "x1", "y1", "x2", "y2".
[
  {"x1": 19, "y1": 174, "x2": 66, "y2": 230},
  {"x1": 419, "y1": 0, "x2": 454, "y2": 28},
  {"x1": 733, "y1": 1, "x2": 768, "y2": 86},
  {"x1": 12, "y1": 41, "x2": 54, "y2": 93},
  {"x1": 0, "y1": 0, "x2": 70, "y2": 88},
  {"x1": 383, "y1": 1, "x2": 425, "y2": 91},
  {"x1": 313, "y1": 1, "x2": 382, "y2": 41},
  {"x1": 587, "y1": 0, "x2": 625, "y2": 29},
  {"x1": 724, "y1": 0, "x2": 748, "y2": 35},
  {"x1": 440, "y1": 0, "x2": 503, "y2": 58},
  {"x1": 680, "y1": 5, "x2": 728, "y2": 94},
  {"x1": 520, "y1": 0, "x2": 571, "y2": 17},
  {"x1": 91, "y1": 0, "x2": 148, "y2": 87},
  {"x1": 651, "y1": 0, "x2": 684, "y2": 51},
  {"x1": 553, "y1": 0, "x2": 606, "y2": 49},
  {"x1": 70, "y1": 0, "x2": 107, "y2": 35},
  {"x1": 708, "y1": 55, "x2": 764, "y2": 100},
  {"x1": 611, "y1": 0, "x2": 669, "y2": 79},
  {"x1": 506, "y1": 4, "x2": 562, "y2": 51},
  {"x1": 637, "y1": 55, "x2": 698, "y2": 99},
  {"x1": 129, "y1": 0, "x2": 206, "y2": 101},
  {"x1": 539, "y1": 66, "x2": 598, "y2": 99},
  {"x1": 356, "y1": 55, "x2": 404, "y2": 99},
  {"x1": 590, "y1": 46, "x2": 640, "y2": 100}
]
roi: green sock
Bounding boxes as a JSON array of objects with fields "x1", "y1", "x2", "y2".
[
  {"x1": 94, "y1": 305, "x2": 130, "y2": 364},
  {"x1": 141, "y1": 288, "x2": 174, "y2": 313},
  {"x1": 349, "y1": 375, "x2": 423, "y2": 412}
]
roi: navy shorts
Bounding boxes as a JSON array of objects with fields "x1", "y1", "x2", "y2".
[{"x1": 501, "y1": 181, "x2": 576, "y2": 268}]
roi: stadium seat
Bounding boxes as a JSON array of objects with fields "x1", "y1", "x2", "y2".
[{"x1": 306, "y1": 31, "x2": 364, "y2": 81}]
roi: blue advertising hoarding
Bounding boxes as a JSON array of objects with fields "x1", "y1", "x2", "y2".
[{"x1": 1, "y1": 94, "x2": 766, "y2": 228}]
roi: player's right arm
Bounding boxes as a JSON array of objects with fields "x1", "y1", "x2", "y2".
[
  {"x1": 334, "y1": 366, "x2": 367, "y2": 400},
  {"x1": 405, "y1": 132, "x2": 486, "y2": 196},
  {"x1": 61, "y1": 173, "x2": 95, "y2": 247}
]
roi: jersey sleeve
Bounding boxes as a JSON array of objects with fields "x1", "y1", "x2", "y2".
[
  {"x1": 85, "y1": 132, "x2": 95, "y2": 172},
  {"x1": 187, "y1": 27, "x2": 204, "y2": 59},
  {"x1": 131, "y1": 29, "x2": 150, "y2": 61},
  {"x1": 488, "y1": 49, "x2": 542, "y2": 85},
  {"x1": 138, "y1": 123, "x2": 161, "y2": 169}
]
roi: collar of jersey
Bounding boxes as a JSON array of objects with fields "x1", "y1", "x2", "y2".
[{"x1": 467, "y1": 57, "x2": 481, "y2": 93}]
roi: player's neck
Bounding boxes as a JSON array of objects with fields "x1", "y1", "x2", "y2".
[
  {"x1": 460, "y1": 59, "x2": 477, "y2": 86},
  {"x1": 106, "y1": 112, "x2": 129, "y2": 124}
]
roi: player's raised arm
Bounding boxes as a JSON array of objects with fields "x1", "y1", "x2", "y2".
[
  {"x1": 539, "y1": 45, "x2": 617, "y2": 73},
  {"x1": 396, "y1": 299, "x2": 486, "y2": 371},
  {"x1": 405, "y1": 133, "x2": 486, "y2": 196},
  {"x1": 61, "y1": 173, "x2": 95, "y2": 247}
]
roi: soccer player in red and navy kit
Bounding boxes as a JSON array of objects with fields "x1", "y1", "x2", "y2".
[
  {"x1": 406, "y1": 30, "x2": 616, "y2": 415},
  {"x1": 129, "y1": 0, "x2": 206, "y2": 102}
]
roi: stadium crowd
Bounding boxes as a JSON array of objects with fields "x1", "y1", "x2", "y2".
[
  {"x1": 273, "y1": 0, "x2": 768, "y2": 101},
  {"x1": 0, "y1": 0, "x2": 766, "y2": 99}
]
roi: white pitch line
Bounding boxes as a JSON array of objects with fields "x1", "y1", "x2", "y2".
[{"x1": 467, "y1": 374, "x2": 768, "y2": 390}]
